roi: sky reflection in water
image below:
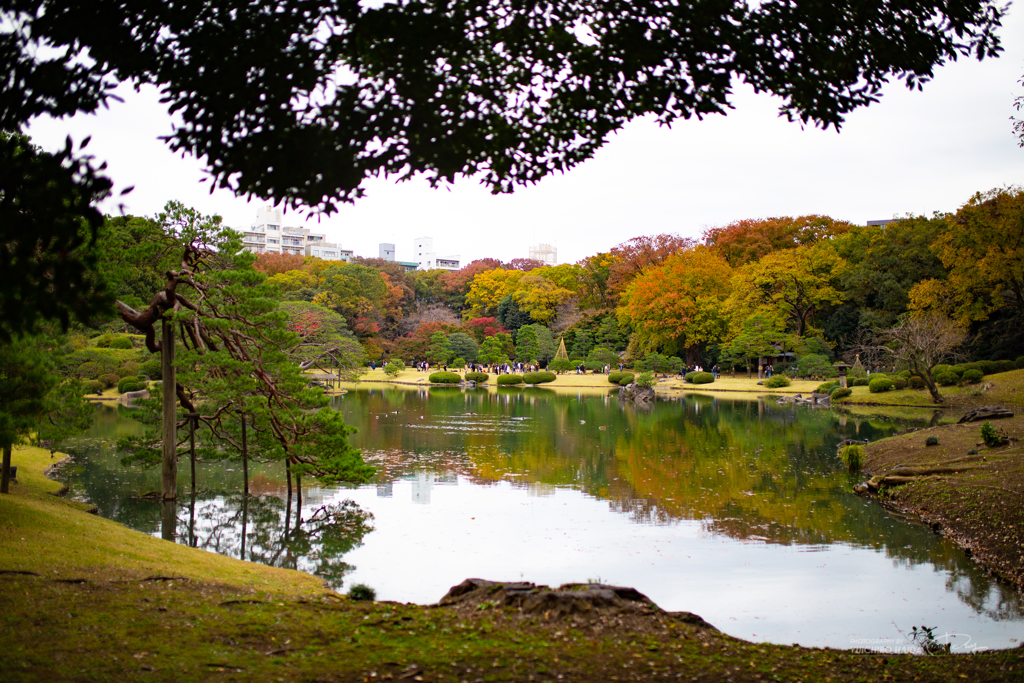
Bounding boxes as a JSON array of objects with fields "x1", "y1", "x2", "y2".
[{"x1": 63, "y1": 387, "x2": 1023, "y2": 650}]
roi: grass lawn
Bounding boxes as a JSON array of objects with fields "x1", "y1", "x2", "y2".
[{"x1": 835, "y1": 370, "x2": 1024, "y2": 411}]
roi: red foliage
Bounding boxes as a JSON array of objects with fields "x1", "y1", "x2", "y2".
[
  {"x1": 466, "y1": 317, "x2": 508, "y2": 342},
  {"x1": 288, "y1": 311, "x2": 324, "y2": 337},
  {"x1": 440, "y1": 258, "x2": 504, "y2": 294},
  {"x1": 253, "y1": 252, "x2": 307, "y2": 276},
  {"x1": 702, "y1": 215, "x2": 855, "y2": 267},
  {"x1": 505, "y1": 258, "x2": 546, "y2": 271},
  {"x1": 607, "y1": 234, "x2": 693, "y2": 297}
]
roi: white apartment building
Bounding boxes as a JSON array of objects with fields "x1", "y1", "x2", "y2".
[
  {"x1": 413, "y1": 236, "x2": 460, "y2": 271},
  {"x1": 529, "y1": 243, "x2": 557, "y2": 266},
  {"x1": 240, "y1": 206, "x2": 351, "y2": 262}
]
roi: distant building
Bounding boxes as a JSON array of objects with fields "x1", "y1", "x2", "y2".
[
  {"x1": 379, "y1": 243, "x2": 396, "y2": 261},
  {"x1": 240, "y1": 205, "x2": 350, "y2": 261},
  {"x1": 413, "y1": 236, "x2": 460, "y2": 271},
  {"x1": 866, "y1": 219, "x2": 896, "y2": 227},
  {"x1": 529, "y1": 243, "x2": 557, "y2": 266}
]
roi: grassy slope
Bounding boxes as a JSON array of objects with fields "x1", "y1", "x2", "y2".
[{"x1": 1, "y1": 447, "x2": 1022, "y2": 681}]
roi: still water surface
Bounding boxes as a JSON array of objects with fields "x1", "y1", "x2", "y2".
[{"x1": 62, "y1": 386, "x2": 1023, "y2": 650}]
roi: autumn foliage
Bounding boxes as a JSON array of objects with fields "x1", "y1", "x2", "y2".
[{"x1": 703, "y1": 216, "x2": 855, "y2": 267}]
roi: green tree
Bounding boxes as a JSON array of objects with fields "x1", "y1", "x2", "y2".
[
  {"x1": 36, "y1": 378, "x2": 95, "y2": 458},
  {"x1": 446, "y1": 332, "x2": 480, "y2": 363},
  {"x1": 425, "y1": 331, "x2": 452, "y2": 365},
  {"x1": 515, "y1": 325, "x2": 540, "y2": 362},
  {"x1": 0, "y1": 336, "x2": 58, "y2": 492},
  {"x1": 478, "y1": 336, "x2": 509, "y2": 365}
]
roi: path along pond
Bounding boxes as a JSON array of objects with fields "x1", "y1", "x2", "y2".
[{"x1": 61, "y1": 385, "x2": 1023, "y2": 651}]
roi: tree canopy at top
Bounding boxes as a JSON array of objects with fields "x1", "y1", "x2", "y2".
[{"x1": 2, "y1": 0, "x2": 1005, "y2": 217}]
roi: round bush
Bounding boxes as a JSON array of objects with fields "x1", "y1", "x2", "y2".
[
  {"x1": 77, "y1": 361, "x2": 103, "y2": 379},
  {"x1": 852, "y1": 377, "x2": 870, "y2": 387},
  {"x1": 868, "y1": 377, "x2": 893, "y2": 393},
  {"x1": 120, "y1": 361, "x2": 141, "y2": 377},
  {"x1": 897, "y1": 370, "x2": 911, "y2": 379},
  {"x1": 962, "y1": 368, "x2": 983, "y2": 383},
  {"x1": 117, "y1": 376, "x2": 147, "y2": 394},
  {"x1": 609, "y1": 372, "x2": 634, "y2": 385},
  {"x1": 82, "y1": 379, "x2": 104, "y2": 395},
  {"x1": 960, "y1": 362, "x2": 983, "y2": 373},
  {"x1": 979, "y1": 360, "x2": 999, "y2": 375},
  {"x1": 94, "y1": 334, "x2": 115, "y2": 348},
  {"x1": 995, "y1": 359, "x2": 1016, "y2": 373},
  {"x1": 925, "y1": 435, "x2": 939, "y2": 446},
  {"x1": 1016, "y1": 356, "x2": 1024, "y2": 369},
  {"x1": 893, "y1": 378, "x2": 907, "y2": 390},
  {"x1": 683, "y1": 371, "x2": 700, "y2": 383},
  {"x1": 109, "y1": 336, "x2": 134, "y2": 350},
  {"x1": 347, "y1": 583, "x2": 376, "y2": 601},
  {"x1": 548, "y1": 358, "x2": 574, "y2": 373},
  {"x1": 98, "y1": 373, "x2": 120, "y2": 389},
  {"x1": 451, "y1": 357, "x2": 466, "y2": 369},
  {"x1": 429, "y1": 371, "x2": 461, "y2": 384},
  {"x1": 523, "y1": 371, "x2": 556, "y2": 384},
  {"x1": 496, "y1": 374, "x2": 524, "y2": 385},
  {"x1": 932, "y1": 364, "x2": 954, "y2": 376},
  {"x1": 465, "y1": 372, "x2": 489, "y2": 383},
  {"x1": 831, "y1": 387, "x2": 852, "y2": 400},
  {"x1": 764, "y1": 376, "x2": 790, "y2": 388},
  {"x1": 816, "y1": 382, "x2": 838, "y2": 394},
  {"x1": 935, "y1": 372, "x2": 958, "y2": 386},
  {"x1": 635, "y1": 371, "x2": 656, "y2": 388},
  {"x1": 909, "y1": 376, "x2": 925, "y2": 389},
  {"x1": 618, "y1": 376, "x2": 633, "y2": 386},
  {"x1": 690, "y1": 372, "x2": 715, "y2": 385},
  {"x1": 139, "y1": 357, "x2": 162, "y2": 380}
]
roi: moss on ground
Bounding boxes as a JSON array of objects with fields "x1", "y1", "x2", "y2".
[{"x1": 1, "y1": 445, "x2": 1023, "y2": 680}]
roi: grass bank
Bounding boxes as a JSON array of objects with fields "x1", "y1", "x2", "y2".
[{"x1": 2, "y1": 446, "x2": 1022, "y2": 680}]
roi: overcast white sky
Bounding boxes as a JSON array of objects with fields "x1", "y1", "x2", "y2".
[{"x1": 26, "y1": 8, "x2": 1024, "y2": 266}]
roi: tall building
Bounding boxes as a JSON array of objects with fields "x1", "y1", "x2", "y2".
[
  {"x1": 379, "y1": 243, "x2": 396, "y2": 261},
  {"x1": 240, "y1": 206, "x2": 351, "y2": 261},
  {"x1": 413, "y1": 236, "x2": 460, "y2": 270},
  {"x1": 529, "y1": 243, "x2": 557, "y2": 266}
]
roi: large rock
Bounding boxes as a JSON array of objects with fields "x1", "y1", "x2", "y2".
[
  {"x1": 957, "y1": 405, "x2": 1014, "y2": 424},
  {"x1": 438, "y1": 578, "x2": 715, "y2": 628},
  {"x1": 617, "y1": 383, "x2": 655, "y2": 403}
]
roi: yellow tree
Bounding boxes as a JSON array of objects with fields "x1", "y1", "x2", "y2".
[
  {"x1": 909, "y1": 186, "x2": 1024, "y2": 325},
  {"x1": 463, "y1": 268, "x2": 524, "y2": 319},
  {"x1": 728, "y1": 242, "x2": 847, "y2": 337},
  {"x1": 618, "y1": 246, "x2": 733, "y2": 357},
  {"x1": 513, "y1": 273, "x2": 574, "y2": 324}
]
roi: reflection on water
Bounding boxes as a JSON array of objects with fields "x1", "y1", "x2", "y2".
[{"x1": 60, "y1": 392, "x2": 1024, "y2": 649}]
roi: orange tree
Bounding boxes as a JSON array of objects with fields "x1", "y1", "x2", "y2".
[
  {"x1": 617, "y1": 246, "x2": 732, "y2": 359},
  {"x1": 703, "y1": 215, "x2": 855, "y2": 267}
]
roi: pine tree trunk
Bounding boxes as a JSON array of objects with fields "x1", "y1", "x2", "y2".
[
  {"x1": 241, "y1": 413, "x2": 249, "y2": 497},
  {"x1": 1, "y1": 443, "x2": 11, "y2": 494},
  {"x1": 188, "y1": 413, "x2": 197, "y2": 498},
  {"x1": 161, "y1": 319, "x2": 177, "y2": 500}
]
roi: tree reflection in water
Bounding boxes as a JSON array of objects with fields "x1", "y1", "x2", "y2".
[{"x1": 171, "y1": 492, "x2": 373, "y2": 589}]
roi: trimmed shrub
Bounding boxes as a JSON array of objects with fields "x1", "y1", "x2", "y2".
[
  {"x1": 347, "y1": 583, "x2": 376, "y2": 601},
  {"x1": 932, "y1": 364, "x2": 954, "y2": 376},
  {"x1": 548, "y1": 358, "x2": 574, "y2": 373},
  {"x1": 94, "y1": 334, "x2": 115, "y2": 348},
  {"x1": 816, "y1": 382, "x2": 839, "y2": 394},
  {"x1": 429, "y1": 371, "x2": 461, "y2": 384},
  {"x1": 465, "y1": 372, "x2": 489, "y2": 383},
  {"x1": 995, "y1": 359, "x2": 1016, "y2": 373},
  {"x1": 109, "y1": 336, "x2": 134, "y2": 350},
  {"x1": 384, "y1": 362, "x2": 402, "y2": 377},
  {"x1": 925, "y1": 435, "x2": 939, "y2": 446},
  {"x1": 852, "y1": 377, "x2": 870, "y2": 386},
  {"x1": 831, "y1": 387, "x2": 852, "y2": 400},
  {"x1": 139, "y1": 357, "x2": 162, "y2": 380},
  {"x1": 117, "y1": 376, "x2": 147, "y2": 393},
  {"x1": 635, "y1": 371, "x2": 656, "y2": 388},
  {"x1": 77, "y1": 361, "x2": 103, "y2": 379},
  {"x1": 764, "y1": 376, "x2": 790, "y2": 389},
  {"x1": 868, "y1": 377, "x2": 893, "y2": 393},
  {"x1": 83, "y1": 379, "x2": 104, "y2": 395},
  {"x1": 690, "y1": 372, "x2": 714, "y2": 385},
  {"x1": 618, "y1": 376, "x2": 633, "y2": 386},
  {"x1": 897, "y1": 370, "x2": 911, "y2": 379},
  {"x1": 893, "y1": 378, "x2": 907, "y2": 390},
  {"x1": 909, "y1": 376, "x2": 925, "y2": 389},
  {"x1": 935, "y1": 372, "x2": 958, "y2": 386},
  {"x1": 1016, "y1": 356, "x2": 1024, "y2": 369},
  {"x1": 608, "y1": 372, "x2": 631, "y2": 384},
  {"x1": 839, "y1": 445, "x2": 864, "y2": 472},
  {"x1": 496, "y1": 374, "x2": 524, "y2": 385},
  {"x1": 98, "y1": 373, "x2": 120, "y2": 389},
  {"x1": 962, "y1": 369, "x2": 983, "y2": 383},
  {"x1": 684, "y1": 371, "x2": 700, "y2": 383},
  {"x1": 979, "y1": 360, "x2": 999, "y2": 375},
  {"x1": 523, "y1": 371, "x2": 556, "y2": 384}
]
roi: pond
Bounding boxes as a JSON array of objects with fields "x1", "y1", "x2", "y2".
[{"x1": 60, "y1": 386, "x2": 1024, "y2": 651}]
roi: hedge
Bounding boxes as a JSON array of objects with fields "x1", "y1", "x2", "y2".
[
  {"x1": 690, "y1": 372, "x2": 714, "y2": 385},
  {"x1": 465, "y1": 372, "x2": 489, "y2": 383},
  {"x1": 83, "y1": 379, "x2": 104, "y2": 395},
  {"x1": 893, "y1": 378, "x2": 907, "y2": 390},
  {"x1": 496, "y1": 374, "x2": 524, "y2": 385},
  {"x1": 817, "y1": 382, "x2": 839, "y2": 394},
  {"x1": 868, "y1": 377, "x2": 893, "y2": 393},
  {"x1": 429, "y1": 371, "x2": 461, "y2": 384},
  {"x1": 117, "y1": 376, "x2": 148, "y2": 393},
  {"x1": 909, "y1": 376, "x2": 925, "y2": 389},
  {"x1": 523, "y1": 371, "x2": 556, "y2": 384},
  {"x1": 831, "y1": 387, "x2": 852, "y2": 400},
  {"x1": 608, "y1": 371, "x2": 633, "y2": 384},
  {"x1": 935, "y1": 372, "x2": 958, "y2": 386},
  {"x1": 109, "y1": 336, "x2": 134, "y2": 350},
  {"x1": 962, "y1": 368, "x2": 983, "y2": 383},
  {"x1": 764, "y1": 376, "x2": 790, "y2": 388},
  {"x1": 852, "y1": 377, "x2": 870, "y2": 386}
]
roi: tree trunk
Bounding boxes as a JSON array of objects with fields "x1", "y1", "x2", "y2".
[
  {"x1": 1, "y1": 443, "x2": 11, "y2": 494},
  {"x1": 161, "y1": 319, "x2": 177, "y2": 500},
  {"x1": 240, "y1": 493, "x2": 249, "y2": 561},
  {"x1": 241, "y1": 413, "x2": 249, "y2": 498},
  {"x1": 160, "y1": 498, "x2": 176, "y2": 541},
  {"x1": 188, "y1": 413, "x2": 197, "y2": 498}
]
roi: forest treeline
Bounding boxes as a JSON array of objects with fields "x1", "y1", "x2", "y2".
[{"x1": 97, "y1": 184, "x2": 1016, "y2": 375}]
